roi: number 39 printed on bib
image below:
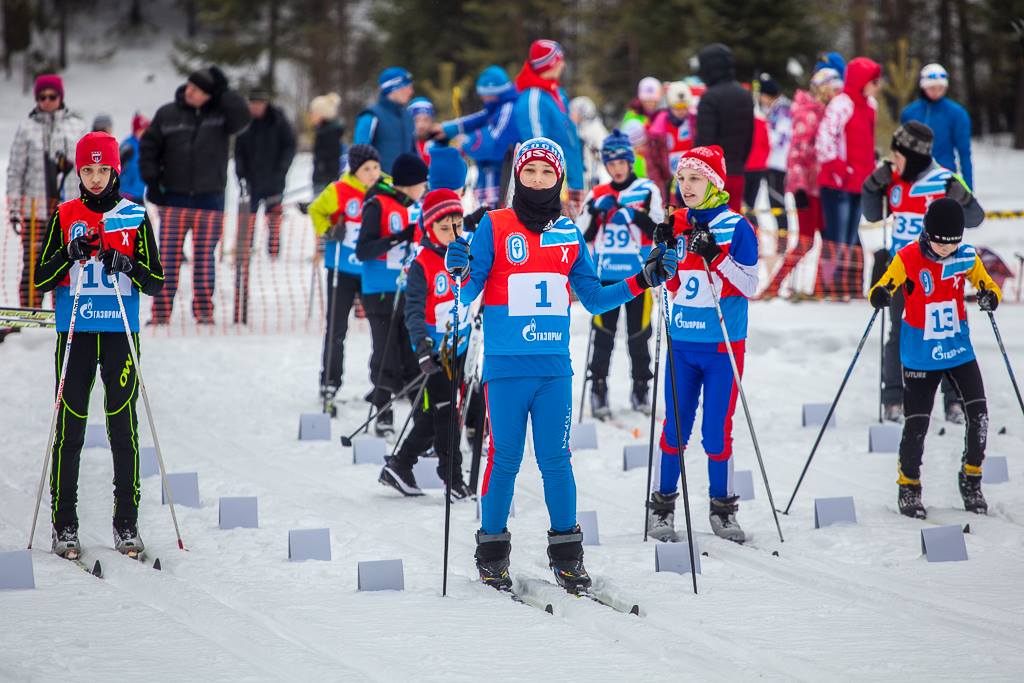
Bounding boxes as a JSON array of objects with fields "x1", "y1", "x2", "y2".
[
  {"x1": 507, "y1": 273, "x2": 569, "y2": 316},
  {"x1": 923, "y1": 300, "x2": 960, "y2": 340}
]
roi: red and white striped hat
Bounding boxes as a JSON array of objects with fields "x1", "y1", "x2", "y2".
[
  {"x1": 675, "y1": 145, "x2": 727, "y2": 191},
  {"x1": 528, "y1": 39, "x2": 564, "y2": 73},
  {"x1": 421, "y1": 189, "x2": 464, "y2": 231}
]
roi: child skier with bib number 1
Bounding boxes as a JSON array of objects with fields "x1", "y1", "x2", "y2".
[{"x1": 444, "y1": 137, "x2": 678, "y2": 592}]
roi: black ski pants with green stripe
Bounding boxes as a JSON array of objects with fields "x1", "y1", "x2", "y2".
[{"x1": 50, "y1": 331, "x2": 142, "y2": 528}]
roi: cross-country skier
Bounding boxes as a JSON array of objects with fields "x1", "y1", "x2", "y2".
[
  {"x1": 32, "y1": 131, "x2": 164, "y2": 559},
  {"x1": 576, "y1": 129, "x2": 664, "y2": 419},
  {"x1": 356, "y1": 152, "x2": 428, "y2": 437},
  {"x1": 868, "y1": 198, "x2": 1000, "y2": 518},
  {"x1": 379, "y1": 189, "x2": 472, "y2": 499},
  {"x1": 444, "y1": 137, "x2": 678, "y2": 592},
  {"x1": 861, "y1": 121, "x2": 984, "y2": 424},
  {"x1": 647, "y1": 145, "x2": 758, "y2": 545},
  {"x1": 308, "y1": 144, "x2": 382, "y2": 405}
]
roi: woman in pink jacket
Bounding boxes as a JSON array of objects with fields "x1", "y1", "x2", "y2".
[
  {"x1": 762, "y1": 67, "x2": 843, "y2": 298},
  {"x1": 815, "y1": 57, "x2": 882, "y2": 299}
]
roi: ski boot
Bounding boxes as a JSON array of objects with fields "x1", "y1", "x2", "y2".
[
  {"x1": 374, "y1": 407, "x2": 395, "y2": 439},
  {"x1": 590, "y1": 378, "x2": 611, "y2": 421},
  {"x1": 475, "y1": 529, "x2": 512, "y2": 591},
  {"x1": 378, "y1": 456, "x2": 424, "y2": 496},
  {"x1": 320, "y1": 384, "x2": 339, "y2": 417},
  {"x1": 709, "y1": 495, "x2": 746, "y2": 543},
  {"x1": 442, "y1": 469, "x2": 472, "y2": 501},
  {"x1": 547, "y1": 526, "x2": 592, "y2": 593},
  {"x1": 630, "y1": 380, "x2": 651, "y2": 416},
  {"x1": 958, "y1": 468, "x2": 987, "y2": 515},
  {"x1": 883, "y1": 403, "x2": 904, "y2": 423},
  {"x1": 646, "y1": 491, "x2": 679, "y2": 542},
  {"x1": 945, "y1": 402, "x2": 966, "y2": 425},
  {"x1": 898, "y1": 483, "x2": 927, "y2": 519},
  {"x1": 113, "y1": 518, "x2": 145, "y2": 557},
  {"x1": 51, "y1": 523, "x2": 80, "y2": 559}
]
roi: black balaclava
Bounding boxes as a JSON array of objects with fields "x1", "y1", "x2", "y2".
[
  {"x1": 611, "y1": 172, "x2": 638, "y2": 192},
  {"x1": 80, "y1": 171, "x2": 122, "y2": 213},
  {"x1": 512, "y1": 176, "x2": 563, "y2": 233}
]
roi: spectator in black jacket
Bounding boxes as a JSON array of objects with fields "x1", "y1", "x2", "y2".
[
  {"x1": 310, "y1": 93, "x2": 345, "y2": 195},
  {"x1": 139, "y1": 66, "x2": 251, "y2": 324},
  {"x1": 694, "y1": 44, "x2": 754, "y2": 214},
  {"x1": 235, "y1": 87, "x2": 297, "y2": 257}
]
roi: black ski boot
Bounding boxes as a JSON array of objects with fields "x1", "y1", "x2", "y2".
[
  {"x1": 374, "y1": 407, "x2": 395, "y2": 438},
  {"x1": 590, "y1": 378, "x2": 611, "y2": 421},
  {"x1": 378, "y1": 456, "x2": 424, "y2": 496},
  {"x1": 320, "y1": 384, "x2": 339, "y2": 417},
  {"x1": 547, "y1": 526, "x2": 591, "y2": 593},
  {"x1": 898, "y1": 483, "x2": 927, "y2": 519},
  {"x1": 630, "y1": 380, "x2": 651, "y2": 415},
  {"x1": 113, "y1": 518, "x2": 145, "y2": 556},
  {"x1": 52, "y1": 523, "x2": 80, "y2": 559},
  {"x1": 475, "y1": 529, "x2": 512, "y2": 591},
  {"x1": 647, "y1": 491, "x2": 678, "y2": 542},
  {"x1": 709, "y1": 495, "x2": 746, "y2": 543},
  {"x1": 958, "y1": 469, "x2": 988, "y2": 515}
]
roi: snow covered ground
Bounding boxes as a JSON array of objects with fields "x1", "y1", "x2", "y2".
[{"x1": 1, "y1": 295, "x2": 1023, "y2": 681}]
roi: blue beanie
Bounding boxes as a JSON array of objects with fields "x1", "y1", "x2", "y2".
[
  {"x1": 813, "y1": 52, "x2": 846, "y2": 79},
  {"x1": 379, "y1": 67, "x2": 413, "y2": 95},
  {"x1": 408, "y1": 96, "x2": 434, "y2": 118},
  {"x1": 476, "y1": 65, "x2": 514, "y2": 97},
  {"x1": 601, "y1": 129, "x2": 634, "y2": 164},
  {"x1": 428, "y1": 147, "x2": 468, "y2": 191}
]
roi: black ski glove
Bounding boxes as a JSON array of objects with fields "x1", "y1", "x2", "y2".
[
  {"x1": 977, "y1": 287, "x2": 999, "y2": 312},
  {"x1": 687, "y1": 228, "x2": 721, "y2": 264},
  {"x1": 862, "y1": 161, "x2": 893, "y2": 193},
  {"x1": 100, "y1": 249, "x2": 135, "y2": 275},
  {"x1": 66, "y1": 232, "x2": 100, "y2": 262},
  {"x1": 637, "y1": 243, "x2": 679, "y2": 289},
  {"x1": 391, "y1": 224, "x2": 416, "y2": 246},
  {"x1": 945, "y1": 177, "x2": 972, "y2": 207},
  {"x1": 653, "y1": 221, "x2": 676, "y2": 247},
  {"x1": 416, "y1": 338, "x2": 442, "y2": 375},
  {"x1": 464, "y1": 205, "x2": 488, "y2": 232},
  {"x1": 326, "y1": 222, "x2": 346, "y2": 242},
  {"x1": 870, "y1": 282, "x2": 893, "y2": 309}
]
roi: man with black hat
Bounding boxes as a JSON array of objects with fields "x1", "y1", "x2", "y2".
[
  {"x1": 868, "y1": 198, "x2": 1000, "y2": 519},
  {"x1": 862, "y1": 121, "x2": 984, "y2": 424},
  {"x1": 139, "y1": 66, "x2": 251, "y2": 324},
  {"x1": 235, "y1": 86, "x2": 297, "y2": 257}
]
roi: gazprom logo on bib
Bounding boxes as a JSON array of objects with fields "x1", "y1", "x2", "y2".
[
  {"x1": 434, "y1": 272, "x2": 449, "y2": 296},
  {"x1": 522, "y1": 318, "x2": 561, "y2": 342},
  {"x1": 78, "y1": 300, "x2": 119, "y2": 321},
  {"x1": 919, "y1": 270, "x2": 934, "y2": 296},
  {"x1": 389, "y1": 213, "x2": 403, "y2": 233},
  {"x1": 506, "y1": 232, "x2": 528, "y2": 264},
  {"x1": 69, "y1": 220, "x2": 88, "y2": 240},
  {"x1": 346, "y1": 198, "x2": 361, "y2": 218},
  {"x1": 889, "y1": 185, "x2": 903, "y2": 207},
  {"x1": 932, "y1": 344, "x2": 966, "y2": 362}
]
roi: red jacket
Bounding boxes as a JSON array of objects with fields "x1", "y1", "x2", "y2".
[
  {"x1": 744, "y1": 113, "x2": 769, "y2": 172},
  {"x1": 785, "y1": 89, "x2": 825, "y2": 195},
  {"x1": 815, "y1": 57, "x2": 881, "y2": 193}
]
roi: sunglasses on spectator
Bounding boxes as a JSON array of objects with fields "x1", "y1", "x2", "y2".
[{"x1": 37, "y1": 92, "x2": 60, "y2": 102}]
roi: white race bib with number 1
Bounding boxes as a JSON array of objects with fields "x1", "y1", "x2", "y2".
[{"x1": 507, "y1": 273, "x2": 569, "y2": 317}]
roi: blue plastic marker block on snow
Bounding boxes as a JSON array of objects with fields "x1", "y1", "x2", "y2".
[
  {"x1": 140, "y1": 446, "x2": 159, "y2": 478},
  {"x1": 578, "y1": 510, "x2": 600, "y2": 546},
  {"x1": 219, "y1": 496, "x2": 259, "y2": 529},
  {"x1": 352, "y1": 436, "x2": 387, "y2": 465},
  {"x1": 288, "y1": 528, "x2": 331, "y2": 561},
  {"x1": 570, "y1": 422, "x2": 598, "y2": 450},
  {"x1": 921, "y1": 525, "x2": 968, "y2": 562},
  {"x1": 357, "y1": 559, "x2": 405, "y2": 591},
  {"x1": 814, "y1": 496, "x2": 857, "y2": 528},
  {"x1": 162, "y1": 472, "x2": 200, "y2": 508},
  {"x1": 982, "y1": 456, "x2": 1009, "y2": 484},
  {"x1": 802, "y1": 403, "x2": 836, "y2": 429},
  {"x1": 0, "y1": 550, "x2": 35, "y2": 590},
  {"x1": 733, "y1": 469, "x2": 755, "y2": 501},
  {"x1": 655, "y1": 540, "x2": 701, "y2": 575},
  {"x1": 299, "y1": 413, "x2": 331, "y2": 441},
  {"x1": 869, "y1": 424, "x2": 902, "y2": 453}
]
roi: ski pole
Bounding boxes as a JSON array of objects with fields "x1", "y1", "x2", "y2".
[
  {"x1": 28, "y1": 265, "x2": 86, "y2": 549},
  {"x1": 879, "y1": 194, "x2": 888, "y2": 424},
  {"x1": 340, "y1": 373, "x2": 427, "y2": 446},
  {"x1": 321, "y1": 245, "x2": 343, "y2": 414},
  {"x1": 442, "y1": 277, "x2": 462, "y2": 597},
  {"x1": 643, "y1": 283, "x2": 664, "y2": 542},
  {"x1": 781, "y1": 306, "x2": 883, "y2": 514},
  {"x1": 659, "y1": 285, "x2": 698, "y2": 594},
  {"x1": 390, "y1": 374, "x2": 428, "y2": 459},
  {"x1": 107, "y1": 261, "x2": 186, "y2": 550},
  {"x1": 701, "y1": 259, "x2": 784, "y2": 543},
  {"x1": 981, "y1": 285, "x2": 1024, "y2": 419}
]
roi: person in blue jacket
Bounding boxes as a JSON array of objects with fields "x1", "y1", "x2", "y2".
[
  {"x1": 354, "y1": 67, "x2": 416, "y2": 174},
  {"x1": 118, "y1": 113, "x2": 149, "y2": 203},
  {"x1": 437, "y1": 65, "x2": 520, "y2": 209},
  {"x1": 443, "y1": 137, "x2": 678, "y2": 593},
  {"x1": 512, "y1": 40, "x2": 586, "y2": 217},
  {"x1": 900, "y1": 63, "x2": 973, "y2": 189}
]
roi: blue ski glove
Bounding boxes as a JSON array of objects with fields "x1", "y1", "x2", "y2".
[
  {"x1": 592, "y1": 194, "x2": 618, "y2": 214},
  {"x1": 445, "y1": 236, "x2": 471, "y2": 278},
  {"x1": 638, "y1": 243, "x2": 679, "y2": 289}
]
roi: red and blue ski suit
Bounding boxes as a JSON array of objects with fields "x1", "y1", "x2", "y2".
[
  {"x1": 659, "y1": 204, "x2": 758, "y2": 499},
  {"x1": 462, "y1": 207, "x2": 645, "y2": 534}
]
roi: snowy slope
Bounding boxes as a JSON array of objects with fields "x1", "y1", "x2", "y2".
[{"x1": 1, "y1": 296, "x2": 1023, "y2": 681}]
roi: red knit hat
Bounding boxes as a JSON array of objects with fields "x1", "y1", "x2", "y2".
[
  {"x1": 676, "y1": 145, "x2": 727, "y2": 191},
  {"x1": 528, "y1": 39, "x2": 564, "y2": 73},
  {"x1": 34, "y1": 74, "x2": 64, "y2": 100},
  {"x1": 421, "y1": 189, "x2": 464, "y2": 239},
  {"x1": 76, "y1": 132, "x2": 121, "y2": 173},
  {"x1": 131, "y1": 113, "x2": 150, "y2": 134}
]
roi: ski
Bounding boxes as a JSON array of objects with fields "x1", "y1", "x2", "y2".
[
  {"x1": 517, "y1": 576, "x2": 640, "y2": 616},
  {"x1": 62, "y1": 552, "x2": 103, "y2": 579},
  {"x1": 481, "y1": 583, "x2": 554, "y2": 614}
]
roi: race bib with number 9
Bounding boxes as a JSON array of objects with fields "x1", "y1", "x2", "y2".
[
  {"x1": 671, "y1": 269, "x2": 717, "y2": 309},
  {"x1": 507, "y1": 273, "x2": 569, "y2": 316}
]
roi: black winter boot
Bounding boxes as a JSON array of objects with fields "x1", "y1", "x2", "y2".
[
  {"x1": 547, "y1": 525, "x2": 591, "y2": 592},
  {"x1": 475, "y1": 529, "x2": 512, "y2": 590}
]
